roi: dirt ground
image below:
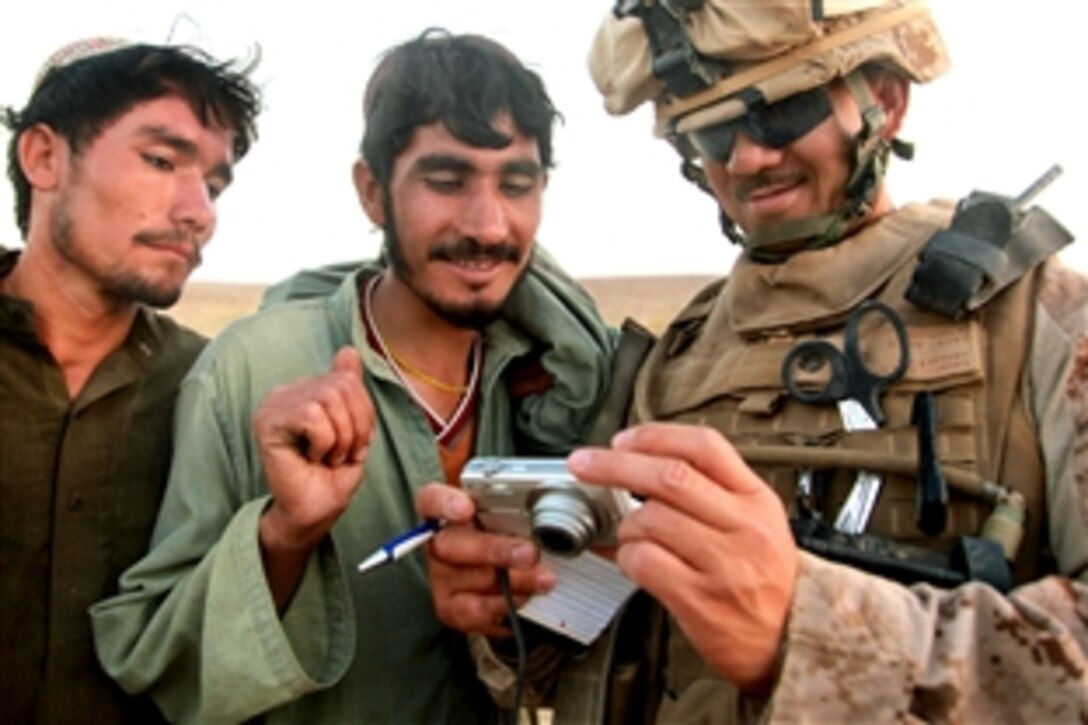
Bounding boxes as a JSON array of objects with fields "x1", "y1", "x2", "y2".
[{"x1": 170, "y1": 275, "x2": 718, "y2": 338}]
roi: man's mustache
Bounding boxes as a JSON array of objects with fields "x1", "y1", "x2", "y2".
[
  {"x1": 134, "y1": 229, "x2": 203, "y2": 268},
  {"x1": 735, "y1": 172, "x2": 806, "y2": 202},
  {"x1": 429, "y1": 238, "x2": 521, "y2": 264}
]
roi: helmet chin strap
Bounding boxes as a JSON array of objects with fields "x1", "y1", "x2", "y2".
[{"x1": 699, "y1": 69, "x2": 910, "y2": 263}]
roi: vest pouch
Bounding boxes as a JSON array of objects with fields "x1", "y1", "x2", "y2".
[{"x1": 640, "y1": 307, "x2": 994, "y2": 549}]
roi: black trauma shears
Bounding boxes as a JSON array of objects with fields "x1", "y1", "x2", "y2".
[{"x1": 781, "y1": 300, "x2": 910, "y2": 427}]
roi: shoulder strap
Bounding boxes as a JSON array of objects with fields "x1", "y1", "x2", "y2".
[
  {"x1": 907, "y1": 169, "x2": 1072, "y2": 319},
  {"x1": 586, "y1": 318, "x2": 657, "y2": 445}
]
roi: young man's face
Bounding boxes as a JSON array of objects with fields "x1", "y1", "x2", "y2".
[
  {"x1": 363, "y1": 114, "x2": 546, "y2": 329},
  {"x1": 45, "y1": 94, "x2": 235, "y2": 307}
]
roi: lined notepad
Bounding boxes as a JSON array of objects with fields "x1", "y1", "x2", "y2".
[{"x1": 518, "y1": 551, "x2": 638, "y2": 645}]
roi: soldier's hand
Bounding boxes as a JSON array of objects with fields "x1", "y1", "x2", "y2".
[
  {"x1": 567, "y1": 422, "x2": 797, "y2": 692},
  {"x1": 416, "y1": 484, "x2": 555, "y2": 638},
  {"x1": 256, "y1": 347, "x2": 374, "y2": 552}
]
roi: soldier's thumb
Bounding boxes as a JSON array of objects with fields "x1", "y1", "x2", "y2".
[{"x1": 331, "y1": 346, "x2": 364, "y2": 380}]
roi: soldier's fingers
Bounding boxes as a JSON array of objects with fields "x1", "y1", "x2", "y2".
[
  {"x1": 619, "y1": 498, "x2": 748, "y2": 577},
  {"x1": 567, "y1": 445, "x2": 737, "y2": 531},
  {"x1": 614, "y1": 536, "x2": 700, "y2": 617},
  {"x1": 613, "y1": 423, "x2": 764, "y2": 496}
]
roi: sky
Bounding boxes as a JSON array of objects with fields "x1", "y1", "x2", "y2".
[{"x1": 0, "y1": 1, "x2": 1084, "y2": 283}]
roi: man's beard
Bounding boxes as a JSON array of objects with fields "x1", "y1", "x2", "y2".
[
  {"x1": 50, "y1": 195, "x2": 193, "y2": 309},
  {"x1": 382, "y1": 193, "x2": 528, "y2": 330}
]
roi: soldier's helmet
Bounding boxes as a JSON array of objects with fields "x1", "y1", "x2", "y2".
[{"x1": 588, "y1": 0, "x2": 950, "y2": 255}]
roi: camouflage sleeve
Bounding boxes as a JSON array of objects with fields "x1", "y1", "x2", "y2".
[
  {"x1": 1033, "y1": 259, "x2": 1088, "y2": 581},
  {"x1": 768, "y1": 552, "x2": 1088, "y2": 721}
]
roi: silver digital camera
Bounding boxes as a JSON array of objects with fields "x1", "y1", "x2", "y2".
[{"x1": 461, "y1": 457, "x2": 634, "y2": 556}]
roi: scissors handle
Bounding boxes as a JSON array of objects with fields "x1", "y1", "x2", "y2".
[
  {"x1": 781, "y1": 301, "x2": 911, "y2": 424},
  {"x1": 843, "y1": 301, "x2": 911, "y2": 424},
  {"x1": 781, "y1": 339, "x2": 850, "y2": 405}
]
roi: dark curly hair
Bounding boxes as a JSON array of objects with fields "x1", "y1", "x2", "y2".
[
  {"x1": 3, "y1": 42, "x2": 262, "y2": 238},
  {"x1": 360, "y1": 29, "x2": 560, "y2": 187}
]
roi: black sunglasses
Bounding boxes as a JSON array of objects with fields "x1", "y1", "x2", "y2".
[{"x1": 687, "y1": 87, "x2": 833, "y2": 162}]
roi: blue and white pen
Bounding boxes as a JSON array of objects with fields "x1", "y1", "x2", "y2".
[{"x1": 357, "y1": 519, "x2": 445, "y2": 574}]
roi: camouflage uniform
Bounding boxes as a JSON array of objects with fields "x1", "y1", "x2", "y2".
[
  {"x1": 632, "y1": 205, "x2": 1088, "y2": 722},
  {"x1": 576, "y1": 0, "x2": 1088, "y2": 721}
]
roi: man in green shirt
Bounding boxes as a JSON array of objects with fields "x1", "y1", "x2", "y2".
[
  {"x1": 91, "y1": 30, "x2": 614, "y2": 723},
  {"x1": 0, "y1": 39, "x2": 260, "y2": 723}
]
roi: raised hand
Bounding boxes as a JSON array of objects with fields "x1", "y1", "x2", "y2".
[{"x1": 255, "y1": 347, "x2": 374, "y2": 607}]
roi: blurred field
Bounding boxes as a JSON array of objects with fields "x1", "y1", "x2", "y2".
[{"x1": 170, "y1": 275, "x2": 718, "y2": 338}]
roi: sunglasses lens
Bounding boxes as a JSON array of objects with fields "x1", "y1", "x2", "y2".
[
  {"x1": 748, "y1": 88, "x2": 833, "y2": 148},
  {"x1": 688, "y1": 120, "x2": 739, "y2": 162},
  {"x1": 686, "y1": 87, "x2": 833, "y2": 162}
]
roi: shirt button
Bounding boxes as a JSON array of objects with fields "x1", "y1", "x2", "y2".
[{"x1": 67, "y1": 493, "x2": 84, "y2": 511}]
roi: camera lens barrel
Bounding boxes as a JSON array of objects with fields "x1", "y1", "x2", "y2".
[{"x1": 530, "y1": 488, "x2": 598, "y2": 555}]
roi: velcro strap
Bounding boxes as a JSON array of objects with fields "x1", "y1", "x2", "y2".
[
  {"x1": 925, "y1": 230, "x2": 1008, "y2": 279},
  {"x1": 620, "y1": 2, "x2": 717, "y2": 98},
  {"x1": 908, "y1": 203, "x2": 1073, "y2": 319}
]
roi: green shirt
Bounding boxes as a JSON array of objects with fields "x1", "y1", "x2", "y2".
[
  {"x1": 0, "y1": 247, "x2": 205, "y2": 723},
  {"x1": 91, "y1": 256, "x2": 616, "y2": 723}
]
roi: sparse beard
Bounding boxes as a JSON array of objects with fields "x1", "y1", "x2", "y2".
[
  {"x1": 50, "y1": 195, "x2": 186, "y2": 309},
  {"x1": 381, "y1": 191, "x2": 524, "y2": 330}
]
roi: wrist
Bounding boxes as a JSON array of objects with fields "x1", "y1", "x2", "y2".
[
  {"x1": 258, "y1": 501, "x2": 327, "y2": 612},
  {"x1": 259, "y1": 500, "x2": 323, "y2": 556}
]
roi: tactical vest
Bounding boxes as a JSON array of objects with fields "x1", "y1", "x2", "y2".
[
  {"x1": 599, "y1": 200, "x2": 1051, "y2": 724},
  {"x1": 630, "y1": 200, "x2": 1047, "y2": 583}
]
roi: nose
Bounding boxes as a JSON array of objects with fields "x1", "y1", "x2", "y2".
[
  {"x1": 458, "y1": 184, "x2": 510, "y2": 245},
  {"x1": 725, "y1": 130, "x2": 785, "y2": 177},
  {"x1": 171, "y1": 173, "x2": 216, "y2": 241}
]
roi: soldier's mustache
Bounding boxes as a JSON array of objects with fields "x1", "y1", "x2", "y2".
[{"x1": 735, "y1": 172, "x2": 806, "y2": 202}]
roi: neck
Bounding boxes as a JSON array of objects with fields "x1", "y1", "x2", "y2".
[
  {"x1": 369, "y1": 272, "x2": 480, "y2": 383},
  {"x1": 4, "y1": 242, "x2": 139, "y2": 398},
  {"x1": 743, "y1": 184, "x2": 896, "y2": 263}
]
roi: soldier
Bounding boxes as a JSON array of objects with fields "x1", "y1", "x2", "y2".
[
  {"x1": 418, "y1": 1, "x2": 1088, "y2": 721},
  {"x1": 0, "y1": 38, "x2": 260, "y2": 723}
]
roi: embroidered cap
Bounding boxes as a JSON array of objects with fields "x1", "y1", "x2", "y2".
[{"x1": 32, "y1": 37, "x2": 135, "y2": 94}]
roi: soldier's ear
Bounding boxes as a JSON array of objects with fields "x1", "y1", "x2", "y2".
[
  {"x1": 872, "y1": 72, "x2": 910, "y2": 139},
  {"x1": 352, "y1": 160, "x2": 385, "y2": 227},
  {"x1": 18, "y1": 124, "x2": 67, "y2": 191}
]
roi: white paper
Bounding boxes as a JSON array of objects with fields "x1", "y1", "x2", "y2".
[{"x1": 518, "y1": 550, "x2": 637, "y2": 645}]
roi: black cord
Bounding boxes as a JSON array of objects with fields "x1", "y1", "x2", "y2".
[{"x1": 497, "y1": 568, "x2": 526, "y2": 725}]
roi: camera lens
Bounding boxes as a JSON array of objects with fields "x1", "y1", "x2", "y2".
[{"x1": 530, "y1": 488, "x2": 597, "y2": 555}]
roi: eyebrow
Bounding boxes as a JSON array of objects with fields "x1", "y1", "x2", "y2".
[
  {"x1": 138, "y1": 125, "x2": 234, "y2": 187},
  {"x1": 414, "y1": 153, "x2": 544, "y2": 179}
]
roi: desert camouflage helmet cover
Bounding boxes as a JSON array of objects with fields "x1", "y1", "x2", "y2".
[{"x1": 588, "y1": 0, "x2": 949, "y2": 138}]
